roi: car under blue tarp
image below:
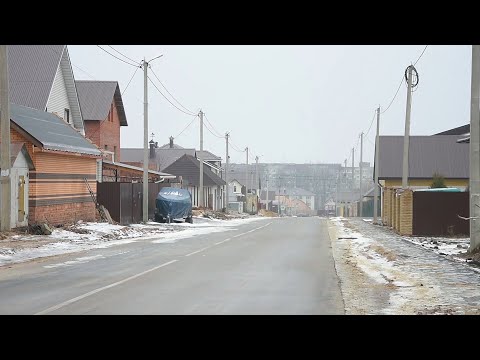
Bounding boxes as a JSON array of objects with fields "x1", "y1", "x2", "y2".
[{"x1": 155, "y1": 187, "x2": 193, "y2": 223}]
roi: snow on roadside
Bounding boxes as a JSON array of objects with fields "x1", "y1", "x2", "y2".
[
  {"x1": 329, "y1": 217, "x2": 440, "y2": 314},
  {"x1": 0, "y1": 216, "x2": 264, "y2": 267}
]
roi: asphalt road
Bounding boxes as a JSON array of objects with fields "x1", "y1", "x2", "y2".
[{"x1": 0, "y1": 217, "x2": 344, "y2": 314}]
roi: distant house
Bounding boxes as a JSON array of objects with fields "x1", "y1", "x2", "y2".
[
  {"x1": 163, "y1": 154, "x2": 226, "y2": 210},
  {"x1": 273, "y1": 187, "x2": 316, "y2": 212},
  {"x1": 1, "y1": 104, "x2": 102, "y2": 226},
  {"x1": 121, "y1": 136, "x2": 222, "y2": 176},
  {"x1": 76, "y1": 80, "x2": 128, "y2": 162},
  {"x1": 377, "y1": 135, "x2": 469, "y2": 189},
  {"x1": 8, "y1": 45, "x2": 85, "y2": 134}
]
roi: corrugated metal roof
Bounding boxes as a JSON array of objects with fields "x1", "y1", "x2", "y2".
[
  {"x1": 434, "y1": 124, "x2": 469, "y2": 136},
  {"x1": 163, "y1": 154, "x2": 225, "y2": 187},
  {"x1": 196, "y1": 150, "x2": 221, "y2": 160},
  {"x1": 378, "y1": 135, "x2": 469, "y2": 179},
  {"x1": 76, "y1": 81, "x2": 127, "y2": 126},
  {"x1": 120, "y1": 147, "x2": 200, "y2": 171},
  {"x1": 10, "y1": 103, "x2": 101, "y2": 156},
  {"x1": 8, "y1": 45, "x2": 65, "y2": 110}
]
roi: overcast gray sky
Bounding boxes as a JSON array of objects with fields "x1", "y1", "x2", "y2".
[{"x1": 68, "y1": 45, "x2": 471, "y2": 166}]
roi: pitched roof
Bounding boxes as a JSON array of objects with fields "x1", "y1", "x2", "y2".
[
  {"x1": 8, "y1": 45, "x2": 85, "y2": 135},
  {"x1": 8, "y1": 45, "x2": 64, "y2": 110},
  {"x1": 0, "y1": 142, "x2": 35, "y2": 170},
  {"x1": 120, "y1": 148, "x2": 197, "y2": 171},
  {"x1": 434, "y1": 124, "x2": 469, "y2": 136},
  {"x1": 10, "y1": 103, "x2": 101, "y2": 157},
  {"x1": 163, "y1": 154, "x2": 225, "y2": 187},
  {"x1": 196, "y1": 150, "x2": 221, "y2": 160},
  {"x1": 75, "y1": 81, "x2": 127, "y2": 126},
  {"x1": 378, "y1": 135, "x2": 469, "y2": 179},
  {"x1": 158, "y1": 142, "x2": 184, "y2": 149}
]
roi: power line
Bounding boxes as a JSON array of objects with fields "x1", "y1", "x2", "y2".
[
  {"x1": 414, "y1": 45, "x2": 428, "y2": 66},
  {"x1": 96, "y1": 45, "x2": 140, "y2": 67},
  {"x1": 204, "y1": 120, "x2": 224, "y2": 139},
  {"x1": 203, "y1": 113, "x2": 225, "y2": 138},
  {"x1": 364, "y1": 110, "x2": 377, "y2": 138},
  {"x1": 149, "y1": 67, "x2": 196, "y2": 114},
  {"x1": 106, "y1": 45, "x2": 139, "y2": 65},
  {"x1": 175, "y1": 115, "x2": 198, "y2": 139},
  {"x1": 229, "y1": 138, "x2": 246, "y2": 152},
  {"x1": 381, "y1": 76, "x2": 405, "y2": 114},
  {"x1": 71, "y1": 63, "x2": 96, "y2": 80},
  {"x1": 121, "y1": 66, "x2": 139, "y2": 96},
  {"x1": 147, "y1": 76, "x2": 197, "y2": 116}
]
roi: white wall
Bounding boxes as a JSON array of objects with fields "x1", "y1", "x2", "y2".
[{"x1": 47, "y1": 63, "x2": 70, "y2": 125}]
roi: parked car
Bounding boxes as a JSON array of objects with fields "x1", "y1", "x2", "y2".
[{"x1": 154, "y1": 187, "x2": 193, "y2": 224}]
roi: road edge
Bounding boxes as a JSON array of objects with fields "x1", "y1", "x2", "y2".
[{"x1": 325, "y1": 218, "x2": 346, "y2": 315}]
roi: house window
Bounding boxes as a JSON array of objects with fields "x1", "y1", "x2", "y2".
[
  {"x1": 234, "y1": 185, "x2": 237, "y2": 192},
  {"x1": 64, "y1": 108, "x2": 70, "y2": 123}
]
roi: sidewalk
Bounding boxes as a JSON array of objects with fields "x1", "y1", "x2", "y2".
[
  {"x1": 328, "y1": 217, "x2": 480, "y2": 315},
  {"x1": 0, "y1": 215, "x2": 263, "y2": 268}
]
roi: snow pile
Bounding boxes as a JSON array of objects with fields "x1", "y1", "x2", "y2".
[
  {"x1": 0, "y1": 217, "x2": 263, "y2": 267},
  {"x1": 400, "y1": 235, "x2": 469, "y2": 257},
  {"x1": 331, "y1": 217, "x2": 441, "y2": 314}
]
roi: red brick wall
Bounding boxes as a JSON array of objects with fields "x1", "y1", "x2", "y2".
[
  {"x1": 30, "y1": 202, "x2": 96, "y2": 225},
  {"x1": 84, "y1": 99, "x2": 122, "y2": 162},
  {"x1": 84, "y1": 121, "x2": 101, "y2": 149},
  {"x1": 1, "y1": 127, "x2": 98, "y2": 226}
]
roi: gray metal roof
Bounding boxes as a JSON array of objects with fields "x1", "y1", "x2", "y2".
[
  {"x1": 76, "y1": 81, "x2": 128, "y2": 126},
  {"x1": 196, "y1": 150, "x2": 221, "y2": 160},
  {"x1": 378, "y1": 135, "x2": 469, "y2": 179},
  {"x1": 10, "y1": 103, "x2": 101, "y2": 156},
  {"x1": 158, "y1": 142, "x2": 185, "y2": 149},
  {"x1": 120, "y1": 147, "x2": 212, "y2": 171},
  {"x1": 163, "y1": 154, "x2": 225, "y2": 187},
  {"x1": 434, "y1": 124, "x2": 469, "y2": 136},
  {"x1": 8, "y1": 45, "x2": 64, "y2": 110}
]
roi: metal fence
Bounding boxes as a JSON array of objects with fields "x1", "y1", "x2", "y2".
[
  {"x1": 97, "y1": 182, "x2": 175, "y2": 224},
  {"x1": 412, "y1": 191, "x2": 469, "y2": 236}
]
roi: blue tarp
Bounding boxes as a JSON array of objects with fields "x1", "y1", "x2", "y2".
[{"x1": 155, "y1": 187, "x2": 192, "y2": 220}]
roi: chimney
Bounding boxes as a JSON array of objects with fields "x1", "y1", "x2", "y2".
[
  {"x1": 149, "y1": 140, "x2": 155, "y2": 159},
  {"x1": 169, "y1": 136, "x2": 174, "y2": 148}
]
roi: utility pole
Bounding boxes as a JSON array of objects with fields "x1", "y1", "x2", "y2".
[
  {"x1": 374, "y1": 106, "x2": 380, "y2": 224},
  {"x1": 199, "y1": 110, "x2": 204, "y2": 208},
  {"x1": 351, "y1": 147, "x2": 355, "y2": 217},
  {"x1": 245, "y1": 147, "x2": 248, "y2": 211},
  {"x1": 266, "y1": 175, "x2": 269, "y2": 211},
  {"x1": 0, "y1": 45, "x2": 11, "y2": 231},
  {"x1": 402, "y1": 65, "x2": 414, "y2": 189},
  {"x1": 255, "y1": 155, "x2": 259, "y2": 196},
  {"x1": 470, "y1": 46, "x2": 480, "y2": 252},
  {"x1": 225, "y1": 132, "x2": 229, "y2": 211},
  {"x1": 142, "y1": 58, "x2": 149, "y2": 223},
  {"x1": 359, "y1": 132, "x2": 363, "y2": 217}
]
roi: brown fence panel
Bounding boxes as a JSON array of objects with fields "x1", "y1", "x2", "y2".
[
  {"x1": 413, "y1": 192, "x2": 469, "y2": 236},
  {"x1": 119, "y1": 183, "x2": 132, "y2": 224},
  {"x1": 96, "y1": 182, "x2": 121, "y2": 223}
]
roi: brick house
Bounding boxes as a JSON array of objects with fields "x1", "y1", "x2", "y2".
[
  {"x1": 75, "y1": 81, "x2": 127, "y2": 162},
  {"x1": 1, "y1": 104, "x2": 102, "y2": 226},
  {"x1": 7, "y1": 45, "x2": 85, "y2": 135}
]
